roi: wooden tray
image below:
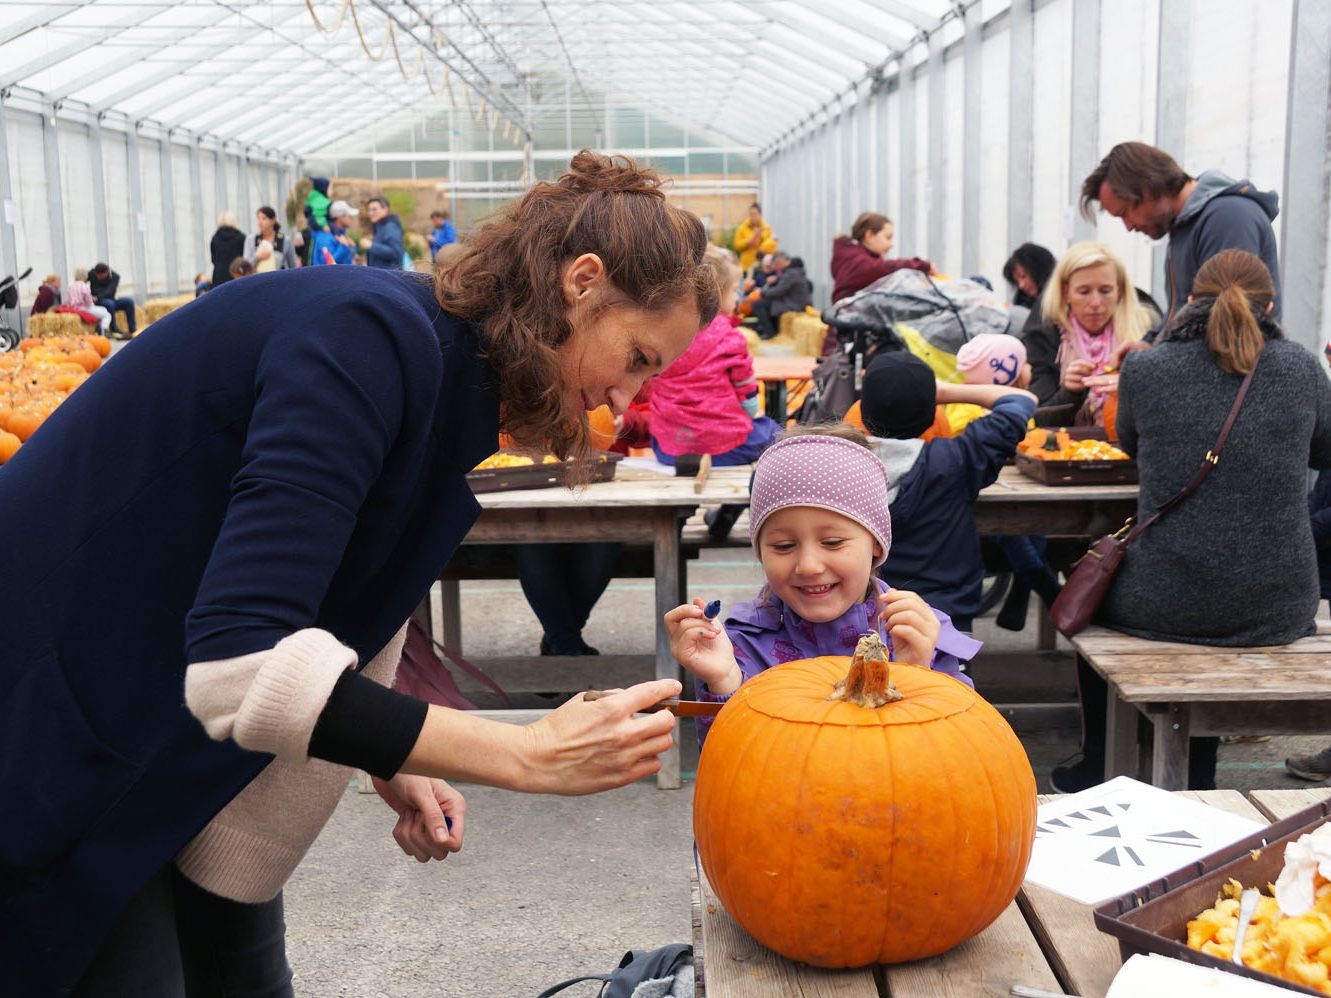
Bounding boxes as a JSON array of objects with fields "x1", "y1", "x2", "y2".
[
  {"x1": 1095, "y1": 798, "x2": 1331, "y2": 996},
  {"x1": 466, "y1": 451, "x2": 622, "y2": 494},
  {"x1": 1015, "y1": 452, "x2": 1138, "y2": 487}
]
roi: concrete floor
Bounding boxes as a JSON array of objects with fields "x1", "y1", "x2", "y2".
[{"x1": 282, "y1": 546, "x2": 1331, "y2": 997}]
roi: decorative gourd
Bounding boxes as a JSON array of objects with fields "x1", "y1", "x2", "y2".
[
  {"x1": 586, "y1": 405, "x2": 617, "y2": 450},
  {"x1": 693, "y1": 632, "x2": 1037, "y2": 969},
  {"x1": 0, "y1": 429, "x2": 19, "y2": 463}
]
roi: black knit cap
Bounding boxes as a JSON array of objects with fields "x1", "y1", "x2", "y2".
[{"x1": 860, "y1": 350, "x2": 937, "y2": 439}]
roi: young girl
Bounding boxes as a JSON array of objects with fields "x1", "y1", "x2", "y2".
[
  {"x1": 650, "y1": 246, "x2": 780, "y2": 466},
  {"x1": 665, "y1": 429, "x2": 981, "y2": 742}
]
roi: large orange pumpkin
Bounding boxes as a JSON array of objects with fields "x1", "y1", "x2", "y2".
[{"x1": 694, "y1": 632, "x2": 1036, "y2": 968}]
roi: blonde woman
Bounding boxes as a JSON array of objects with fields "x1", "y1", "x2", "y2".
[
  {"x1": 209, "y1": 210, "x2": 246, "y2": 288},
  {"x1": 1026, "y1": 242, "x2": 1151, "y2": 426}
]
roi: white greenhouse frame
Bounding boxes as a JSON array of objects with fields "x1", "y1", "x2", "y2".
[{"x1": 0, "y1": 0, "x2": 1327, "y2": 355}]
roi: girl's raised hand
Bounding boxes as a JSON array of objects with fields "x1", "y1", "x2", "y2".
[
  {"x1": 877, "y1": 589, "x2": 941, "y2": 668},
  {"x1": 664, "y1": 599, "x2": 741, "y2": 696}
]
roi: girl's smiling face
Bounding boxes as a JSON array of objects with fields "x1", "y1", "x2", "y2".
[{"x1": 758, "y1": 506, "x2": 882, "y2": 623}]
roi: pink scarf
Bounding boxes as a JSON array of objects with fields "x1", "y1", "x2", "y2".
[{"x1": 1058, "y1": 314, "x2": 1116, "y2": 422}]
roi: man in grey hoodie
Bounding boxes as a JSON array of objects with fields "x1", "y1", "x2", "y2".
[{"x1": 1079, "y1": 141, "x2": 1280, "y2": 331}]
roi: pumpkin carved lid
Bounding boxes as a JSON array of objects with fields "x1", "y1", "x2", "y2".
[{"x1": 731, "y1": 632, "x2": 977, "y2": 729}]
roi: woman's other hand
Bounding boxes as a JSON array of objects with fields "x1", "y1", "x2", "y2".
[
  {"x1": 519, "y1": 679, "x2": 682, "y2": 795},
  {"x1": 372, "y1": 773, "x2": 465, "y2": 862},
  {"x1": 877, "y1": 589, "x2": 940, "y2": 668},
  {"x1": 1062, "y1": 359, "x2": 1095, "y2": 393},
  {"x1": 664, "y1": 600, "x2": 740, "y2": 695}
]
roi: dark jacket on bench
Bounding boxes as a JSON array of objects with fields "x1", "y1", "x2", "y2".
[{"x1": 1099, "y1": 302, "x2": 1331, "y2": 645}]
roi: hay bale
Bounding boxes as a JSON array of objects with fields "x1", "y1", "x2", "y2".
[
  {"x1": 779, "y1": 309, "x2": 827, "y2": 357},
  {"x1": 29, "y1": 312, "x2": 89, "y2": 338},
  {"x1": 143, "y1": 295, "x2": 193, "y2": 324}
]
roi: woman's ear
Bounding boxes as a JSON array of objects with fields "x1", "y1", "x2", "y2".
[
  {"x1": 563, "y1": 253, "x2": 605, "y2": 306},
  {"x1": 1265, "y1": 300, "x2": 1274, "y2": 314},
  {"x1": 1187, "y1": 294, "x2": 1194, "y2": 303}
]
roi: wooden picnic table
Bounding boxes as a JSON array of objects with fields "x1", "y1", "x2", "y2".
[
  {"x1": 441, "y1": 464, "x2": 1136, "y2": 787},
  {"x1": 454, "y1": 465, "x2": 752, "y2": 788},
  {"x1": 1072, "y1": 623, "x2": 1331, "y2": 790},
  {"x1": 692, "y1": 787, "x2": 1331, "y2": 997},
  {"x1": 975, "y1": 466, "x2": 1137, "y2": 537},
  {"x1": 752, "y1": 355, "x2": 817, "y2": 421}
]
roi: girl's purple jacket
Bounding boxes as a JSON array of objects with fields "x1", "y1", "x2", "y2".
[{"x1": 694, "y1": 579, "x2": 981, "y2": 743}]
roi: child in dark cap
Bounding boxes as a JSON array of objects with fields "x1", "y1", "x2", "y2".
[{"x1": 859, "y1": 350, "x2": 1037, "y2": 631}]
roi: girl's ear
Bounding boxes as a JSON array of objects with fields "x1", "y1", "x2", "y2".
[
  {"x1": 1265, "y1": 300, "x2": 1274, "y2": 314},
  {"x1": 872, "y1": 541, "x2": 885, "y2": 563}
]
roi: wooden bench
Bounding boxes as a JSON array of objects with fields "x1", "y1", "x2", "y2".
[{"x1": 1071, "y1": 623, "x2": 1331, "y2": 790}]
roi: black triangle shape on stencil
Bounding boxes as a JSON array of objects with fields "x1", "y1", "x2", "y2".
[
  {"x1": 1117, "y1": 802, "x2": 1132, "y2": 811},
  {"x1": 1090, "y1": 825, "x2": 1121, "y2": 838},
  {"x1": 1095, "y1": 847, "x2": 1120, "y2": 866},
  {"x1": 1067, "y1": 811, "x2": 1087, "y2": 820},
  {"x1": 1150, "y1": 830, "x2": 1200, "y2": 840},
  {"x1": 1090, "y1": 805, "x2": 1111, "y2": 815},
  {"x1": 1047, "y1": 818, "x2": 1070, "y2": 828}
]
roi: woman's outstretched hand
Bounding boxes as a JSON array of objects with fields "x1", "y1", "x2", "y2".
[{"x1": 518, "y1": 679, "x2": 682, "y2": 795}]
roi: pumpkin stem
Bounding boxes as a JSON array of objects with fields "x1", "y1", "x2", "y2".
[{"x1": 827, "y1": 632, "x2": 904, "y2": 707}]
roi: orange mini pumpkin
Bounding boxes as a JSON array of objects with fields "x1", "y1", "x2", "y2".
[
  {"x1": 0, "y1": 429, "x2": 19, "y2": 463},
  {"x1": 694, "y1": 633, "x2": 1036, "y2": 969}
]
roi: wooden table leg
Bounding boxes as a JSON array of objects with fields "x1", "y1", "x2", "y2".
[
  {"x1": 763, "y1": 381, "x2": 781, "y2": 421},
  {"x1": 1151, "y1": 703, "x2": 1191, "y2": 790},
  {"x1": 1037, "y1": 607, "x2": 1056, "y2": 651},
  {"x1": 1105, "y1": 691, "x2": 1139, "y2": 781},
  {"x1": 654, "y1": 508, "x2": 684, "y2": 789},
  {"x1": 438, "y1": 577, "x2": 463, "y2": 653}
]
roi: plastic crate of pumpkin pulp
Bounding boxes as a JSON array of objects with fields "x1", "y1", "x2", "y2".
[
  {"x1": 1094, "y1": 798, "x2": 1331, "y2": 996},
  {"x1": 467, "y1": 450, "x2": 623, "y2": 494},
  {"x1": 1015, "y1": 427, "x2": 1138, "y2": 486}
]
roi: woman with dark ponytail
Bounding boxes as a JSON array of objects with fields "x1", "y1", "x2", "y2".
[
  {"x1": 1, "y1": 151, "x2": 716, "y2": 995},
  {"x1": 1051, "y1": 249, "x2": 1331, "y2": 794}
]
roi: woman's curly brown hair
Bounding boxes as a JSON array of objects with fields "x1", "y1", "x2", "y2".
[{"x1": 437, "y1": 151, "x2": 718, "y2": 458}]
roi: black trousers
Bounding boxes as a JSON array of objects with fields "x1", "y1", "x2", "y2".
[{"x1": 74, "y1": 865, "x2": 294, "y2": 997}]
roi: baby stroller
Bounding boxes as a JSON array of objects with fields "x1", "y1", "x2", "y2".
[
  {"x1": 801, "y1": 269, "x2": 1018, "y2": 424},
  {"x1": 0, "y1": 267, "x2": 30, "y2": 352}
]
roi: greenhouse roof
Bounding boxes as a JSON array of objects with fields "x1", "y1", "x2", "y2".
[{"x1": 0, "y1": 0, "x2": 957, "y2": 154}]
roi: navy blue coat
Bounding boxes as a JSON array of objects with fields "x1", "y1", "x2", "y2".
[
  {"x1": 878, "y1": 395, "x2": 1035, "y2": 623},
  {"x1": 0, "y1": 266, "x2": 499, "y2": 994}
]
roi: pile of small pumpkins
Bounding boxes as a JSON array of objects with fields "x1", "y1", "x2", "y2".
[
  {"x1": 1017, "y1": 428, "x2": 1130, "y2": 462},
  {"x1": 0, "y1": 333, "x2": 110, "y2": 464}
]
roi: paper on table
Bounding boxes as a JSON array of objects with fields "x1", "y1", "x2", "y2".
[
  {"x1": 618, "y1": 456, "x2": 677, "y2": 476},
  {"x1": 1106, "y1": 954, "x2": 1300, "y2": 997},
  {"x1": 1025, "y1": 776, "x2": 1263, "y2": 905}
]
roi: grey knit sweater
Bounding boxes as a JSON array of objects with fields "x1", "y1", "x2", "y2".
[{"x1": 1099, "y1": 303, "x2": 1331, "y2": 645}]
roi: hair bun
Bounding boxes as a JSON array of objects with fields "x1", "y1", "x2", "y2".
[{"x1": 562, "y1": 150, "x2": 664, "y2": 196}]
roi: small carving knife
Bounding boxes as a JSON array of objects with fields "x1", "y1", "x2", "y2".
[{"x1": 583, "y1": 689, "x2": 723, "y2": 717}]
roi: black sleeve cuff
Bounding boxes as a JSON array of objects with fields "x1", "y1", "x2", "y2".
[{"x1": 308, "y1": 670, "x2": 429, "y2": 779}]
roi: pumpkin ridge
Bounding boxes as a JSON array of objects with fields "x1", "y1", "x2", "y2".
[{"x1": 955, "y1": 705, "x2": 1005, "y2": 940}]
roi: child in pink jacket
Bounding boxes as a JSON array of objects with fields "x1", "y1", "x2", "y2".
[{"x1": 650, "y1": 248, "x2": 779, "y2": 465}]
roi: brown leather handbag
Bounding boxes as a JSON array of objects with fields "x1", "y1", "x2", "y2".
[{"x1": 1049, "y1": 353, "x2": 1261, "y2": 636}]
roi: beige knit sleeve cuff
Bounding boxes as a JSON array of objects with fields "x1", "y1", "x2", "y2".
[{"x1": 184, "y1": 628, "x2": 358, "y2": 764}]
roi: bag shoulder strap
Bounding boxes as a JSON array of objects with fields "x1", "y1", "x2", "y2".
[{"x1": 1124, "y1": 350, "x2": 1261, "y2": 544}]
